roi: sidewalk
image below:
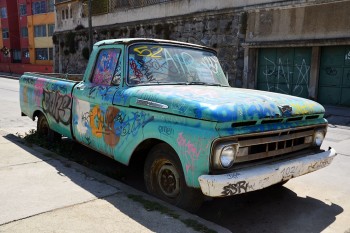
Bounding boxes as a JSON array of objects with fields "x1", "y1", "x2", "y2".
[
  {"x1": 324, "y1": 105, "x2": 350, "y2": 128},
  {"x1": 0, "y1": 131, "x2": 230, "y2": 233}
]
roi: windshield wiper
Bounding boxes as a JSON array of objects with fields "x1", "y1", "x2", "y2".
[
  {"x1": 136, "y1": 81, "x2": 187, "y2": 86},
  {"x1": 186, "y1": 81, "x2": 222, "y2": 86}
]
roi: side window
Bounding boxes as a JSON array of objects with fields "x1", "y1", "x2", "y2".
[{"x1": 92, "y1": 49, "x2": 121, "y2": 85}]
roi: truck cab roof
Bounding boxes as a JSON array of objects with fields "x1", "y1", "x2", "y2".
[{"x1": 93, "y1": 38, "x2": 215, "y2": 52}]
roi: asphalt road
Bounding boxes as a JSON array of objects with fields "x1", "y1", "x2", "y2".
[{"x1": 1, "y1": 77, "x2": 350, "y2": 233}]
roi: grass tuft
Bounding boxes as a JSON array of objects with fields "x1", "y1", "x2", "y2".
[
  {"x1": 18, "y1": 130, "x2": 74, "y2": 156},
  {"x1": 127, "y1": 194, "x2": 217, "y2": 233}
]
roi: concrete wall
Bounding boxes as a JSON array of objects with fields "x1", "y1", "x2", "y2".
[
  {"x1": 246, "y1": 1, "x2": 350, "y2": 43},
  {"x1": 55, "y1": 0, "x2": 289, "y2": 32},
  {"x1": 0, "y1": 62, "x2": 53, "y2": 74}
]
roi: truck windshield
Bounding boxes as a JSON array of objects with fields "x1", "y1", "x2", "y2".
[{"x1": 127, "y1": 43, "x2": 229, "y2": 86}]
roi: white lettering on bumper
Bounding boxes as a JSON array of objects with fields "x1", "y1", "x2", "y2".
[{"x1": 198, "y1": 148, "x2": 336, "y2": 197}]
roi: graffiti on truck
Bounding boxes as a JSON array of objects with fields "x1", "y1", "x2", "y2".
[
  {"x1": 42, "y1": 90, "x2": 72, "y2": 125},
  {"x1": 75, "y1": 101, "x2": 154, "y2": 148}
]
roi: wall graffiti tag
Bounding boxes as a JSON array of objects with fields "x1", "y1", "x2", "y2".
[
  {"x1": 325, "y1": 67, "x2": 338, "y2": 76},
  {"x1": 345, "y1": 51, "x2": 350, "y2": 60},
  {"x1": 262, "y1": 57, "x2": 310, "y2": 97}
]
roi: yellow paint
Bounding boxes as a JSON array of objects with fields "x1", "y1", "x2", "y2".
[
  {"x1": 34, "y1": 37, "x2": 53, "y2": 48},
  {"x1": 27, "y1": 12, "x2": 54, "y2": 65},
  {"x1": 90, "y1": 106, "x2": 104, "y2": 138}
]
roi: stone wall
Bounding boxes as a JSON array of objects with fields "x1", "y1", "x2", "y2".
[{"x1": 54, "y1": 10, "x2": 246, "y2": 87}]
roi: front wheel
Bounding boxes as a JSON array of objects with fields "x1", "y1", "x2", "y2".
[
  {"x1": 37, "y1": 114, "x2": 61, "y2": 142},
  {"x1": 144, "y1": 143, "x2": 203, "y2": 212}
]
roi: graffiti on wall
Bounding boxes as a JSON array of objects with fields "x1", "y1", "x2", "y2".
[
  {"x1": 262, "y1": 58, "x2": 310, "y2": 97},
  {"x1": 345, "y1": 50, "x2": 350, "y2": 60}
]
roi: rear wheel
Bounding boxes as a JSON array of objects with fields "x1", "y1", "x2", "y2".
[
  {"x1": 37, "y1": 114, "x2": 61, "y2": 142},
  {"x1": 144, "y1": 143, "x2": 203, "y2": 212}
]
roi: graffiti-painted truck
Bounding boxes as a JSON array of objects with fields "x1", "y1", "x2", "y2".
[{"x1": 20, "y1": 38, "x2": 336, "y2": 211}]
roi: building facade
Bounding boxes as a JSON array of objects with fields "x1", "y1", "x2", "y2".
[
  {"x1": 53, "y1": 0, "x2": 350, "y2": 107},
  {"x1": 0, "y1": 0, "x2": 54, "y2": 73},
  {"x1": 0, "y1": 0, "x2": 20, "y2": 64}
]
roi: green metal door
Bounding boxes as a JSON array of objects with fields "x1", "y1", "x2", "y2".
[
  {"x1": 319, "y1": 46, "x2": 350, "y2": 106},
  {"x1": 257, "y1": 47, "x2": 312, "y2": 98}
]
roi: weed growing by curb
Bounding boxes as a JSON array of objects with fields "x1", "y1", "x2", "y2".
[
  {"x1": 18, "y1": 129, "x2": 75, "y2": 156},
  {"x1": 127, "y1": 194, "x2": 216, "y2": 233},
  {"x1": 128, "y1": 194, "x2": 180, "y2": 219}
]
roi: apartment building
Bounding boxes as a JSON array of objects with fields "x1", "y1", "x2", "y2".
[
  {"x1": 0, "y1": 0, "x2": 54, "y2": 73},
  {"x1": 0, "y1": 0, "x2": 20, "y2": 64}
]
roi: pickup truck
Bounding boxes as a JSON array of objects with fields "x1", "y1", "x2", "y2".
[{"x1": 20, "y1": 38, "x2": 336, "y2": 211}]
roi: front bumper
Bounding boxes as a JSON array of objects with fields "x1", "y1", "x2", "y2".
[{"x1": 198, "y1": 148, "x2": 336, "y2": 197}]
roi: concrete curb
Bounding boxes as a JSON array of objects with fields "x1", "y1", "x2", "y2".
[
  {"x1": 0, "y1": 131, "x2": 231, "y2": 233},
  {"x1": 0, "y1": 73, "x2": 20, "y2": 80}
]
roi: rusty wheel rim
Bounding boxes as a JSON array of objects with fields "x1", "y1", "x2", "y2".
[{"x1": 157, "y1": 163, "x2": 180, "y2": 198}]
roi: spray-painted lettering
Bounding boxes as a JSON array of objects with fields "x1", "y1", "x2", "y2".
[{"x1": 42, "y1": 90, "x2": 72, "y2": 125}]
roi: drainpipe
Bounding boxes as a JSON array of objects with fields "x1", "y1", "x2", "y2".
[{"x1": 88, "y1": 0, "x2": 93, "y2": 53}]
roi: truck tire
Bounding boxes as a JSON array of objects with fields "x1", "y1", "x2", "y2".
[
  {"x1": 37, "y1": 114, "x2": 61, "y2": 142},
  {"x1": 144, "y1": 143, "x2": 203, "y2": 212}
]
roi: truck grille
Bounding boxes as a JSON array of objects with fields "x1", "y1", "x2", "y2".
[{"x1": 234, "y1": 126, "x2": 325, "y2": 163}]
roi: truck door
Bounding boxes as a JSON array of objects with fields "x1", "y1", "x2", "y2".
[{"x1": 72, "y1": 45, "x2": 124, "y2": 157}]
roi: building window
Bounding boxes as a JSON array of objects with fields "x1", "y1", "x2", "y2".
[
  {"x1": 32, "y1": 1, "x2": 47, "y2": 14},
  {"x1": 22, "y1": 49, "x2": 30, "y2": 59},
  {"x1": 48, "y1": 24, "x2": 55, "y2": 36},
  {"x1": 13, "y1": 50, "x2": 22, "y2": 62},
  {"x1": 19, "y1": 4, "x2": 27, "y2": 16},
  {"x1": 34, "y1": 25, "x2": 47, "y2": 37},
  {"x1": 35, "y1": 48, "x2": 53, "y2": 60},
  {"x1": 0, "y1": 7, "x2": 7, "y2": 18},
  {"x1": 48, "y1": 0, "x2": 54, "y2": 12},
  {"x1": 70, "y1": 8, "x2": 72, "y2": 18},
  {"x1": 2, "y1": 28, "x2": 9, "y2": 39},
  {"x1": 49, "y1": 48, "x2": 53, "y2": 60},
  {"x1": 62, "y1": 10, "x2": 65, "y2": 19},
  {"x1": 36, "y1": 48, "x2": 48, "y2": 60},
  {"x1": 21, "y1": 27, "x2": 28, "y2": 37}
]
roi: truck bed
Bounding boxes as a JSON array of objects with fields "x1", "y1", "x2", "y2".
[
  {"x1": 23, "y1": 72, "x2": 83, "y2": 82},
  {"x1": 19, "y1": 72, "x2": 81, "y2": 139}
]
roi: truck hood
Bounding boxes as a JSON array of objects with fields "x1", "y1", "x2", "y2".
[{"x1": 119, "y1": 85, "x2": 325, "y2": 123}]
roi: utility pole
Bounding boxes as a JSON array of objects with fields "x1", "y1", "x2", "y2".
[{"x1": 88, "y1": 0, "x2": 93, "y2": 53}]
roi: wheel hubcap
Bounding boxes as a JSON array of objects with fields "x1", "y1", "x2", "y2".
[{"x1": 157, "y1": 164, "x2": 180, "y2": 198}]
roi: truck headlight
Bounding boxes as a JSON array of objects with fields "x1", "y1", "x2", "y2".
[
  {"x1": 313, "y1": 130, "x2": 325, "y2": 147},
  {"x1": 212, "y1": 143, "x2": 239, "y2": 169},
  {"x1": 220, "y1": 146, "x2": 237, "y2": 168}
]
